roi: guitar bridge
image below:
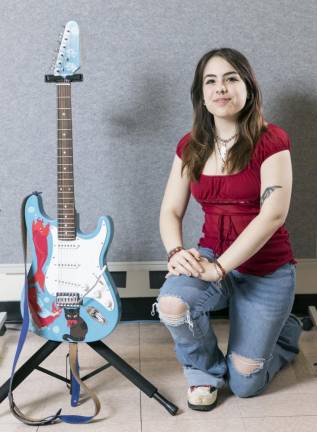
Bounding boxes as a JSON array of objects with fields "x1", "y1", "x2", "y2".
[{"x1": 56, "y1": 292, "x2": 82, "y2": 308}]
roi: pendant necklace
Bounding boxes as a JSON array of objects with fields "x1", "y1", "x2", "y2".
[{"x1": 215, "y1": 133, "x2": 238, "y2": 173}]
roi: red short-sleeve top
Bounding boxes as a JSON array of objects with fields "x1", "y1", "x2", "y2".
[{"x1": 176, "y1": 123, "x2": 297, "y2": 276}]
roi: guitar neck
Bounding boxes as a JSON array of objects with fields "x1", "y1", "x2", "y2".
[{"x1": 57, "y1": 83, "x2": 76, "y2": 240}]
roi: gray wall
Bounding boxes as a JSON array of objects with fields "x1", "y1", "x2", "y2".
[{"x1": 1, "y1": 0, "x2": 316, "y2": 263}]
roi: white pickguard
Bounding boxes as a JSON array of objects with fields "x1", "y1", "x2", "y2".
[{"x1": 45, "y1": 222, "x2": 114, "y2": 311}]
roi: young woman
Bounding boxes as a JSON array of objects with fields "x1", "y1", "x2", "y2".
[{"x1": 152, "y1": 48, "x2": 302, "y2": 411}]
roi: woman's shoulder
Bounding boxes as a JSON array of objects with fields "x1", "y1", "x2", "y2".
[
  {"x1": 175, "y1": 132, "x2": 192, "y2": 159},
  {"x1": 253, "y1": 122, "x2": 291, "y2": 164},
  {"x1": 264, "y1": 122, "x2": 290, "y2": 141}
]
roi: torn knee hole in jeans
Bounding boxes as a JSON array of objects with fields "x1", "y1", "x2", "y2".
[
  {"x1": 230, "y1": 352, "x2": 265, "y2": 376},
  {"x1": 151, "y1": 297, "x2": 194, "y2": 332}
]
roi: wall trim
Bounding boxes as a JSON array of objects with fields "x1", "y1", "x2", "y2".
[{"x1": 0, "y1": 259, "x2": 316, "y2": 304}]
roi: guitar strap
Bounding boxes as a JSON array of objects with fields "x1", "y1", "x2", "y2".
[{"x1": 8, "y1": 192, "x2": 101, "y2": 425}]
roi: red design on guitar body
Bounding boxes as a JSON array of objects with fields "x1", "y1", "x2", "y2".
[
  {"x1": 27, "y1": 218, "x2": 62, "y2": 328},
  {"x1": 29, "y1": 219, "x2": 50, "y2": 290},
  {"x1": 28, "y1": 285, "x2": 62, "y2": 328}
]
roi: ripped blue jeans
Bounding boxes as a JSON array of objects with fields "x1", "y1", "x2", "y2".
[{"x1": 152, "y1": 246, "x2": 302, "y2": 398}]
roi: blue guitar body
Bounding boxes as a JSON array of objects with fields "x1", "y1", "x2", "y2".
[{"x1": 22, "y1": 194, "x2": 121, "y2": 342}]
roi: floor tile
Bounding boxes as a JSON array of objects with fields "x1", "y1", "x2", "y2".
[
  {"x1": 243, "y1": 415, "x2": 317, "y2": 432},
  {"x1": 142, "y1": 416, "x2": 246, "y2": 432}
]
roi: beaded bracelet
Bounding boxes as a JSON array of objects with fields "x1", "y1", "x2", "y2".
[
  {"x1": 167, "y1": 246, "x2": 184, "y2": 262},
  {"x1": 214, "y1": 259, "x2": 226, "y2": 280},
  {"x1": 199, "y1": 255, "x2": 224, "y2": 282},
  {"x1": 214, "y1": 264, "x2": 223, "y2": 281}
]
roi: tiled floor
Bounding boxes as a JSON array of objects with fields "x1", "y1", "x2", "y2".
[{"x1": 0, "y1": 319, "x2": 317, "y2": 431}]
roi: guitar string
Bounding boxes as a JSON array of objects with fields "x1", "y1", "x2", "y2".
[
  {"x1": 59, "y1": 83, "x2": 68, "y2": 307},
  {"x1": 61, "y1": 83, "x2": 75, "y2": 306},
  {"x1": 60, "y1": 83, "x2": 72, "y2": 305}
]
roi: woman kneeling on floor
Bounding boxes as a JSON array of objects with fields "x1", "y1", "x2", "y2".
[{"x1": 152, "y1": 47, "x2": 302, "y2": 411}]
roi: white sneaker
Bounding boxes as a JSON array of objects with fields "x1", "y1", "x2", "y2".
[{"x1": 187, "y1": 385, "x2": 218, "y2": 411}]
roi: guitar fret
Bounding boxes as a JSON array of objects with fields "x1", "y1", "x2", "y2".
[{"x1": 58, "y1": 226, "x2": 76, "y2": 228}]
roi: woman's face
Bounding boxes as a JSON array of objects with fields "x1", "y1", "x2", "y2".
[{"x1": 202, "y1": 56, "x2": 248, "y2": 121}]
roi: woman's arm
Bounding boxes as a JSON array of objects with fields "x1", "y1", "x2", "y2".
[
  {"x1": 216, "y1": 149, "x2": 293, "y2": 274},
  {"x1": 159, "y1": 155, "x2": 190, "y2": 252},
  {"x1": 160, "y1": 154, "x2": 204, "y2": 276}
]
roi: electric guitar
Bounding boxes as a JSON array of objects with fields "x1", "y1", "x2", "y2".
[{"x1": 22, "y1": 21, "x2": 121, "y2": 342}]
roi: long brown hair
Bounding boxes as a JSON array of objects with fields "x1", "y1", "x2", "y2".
[{"x1": 182, "y1": 48, "x2": 268, "y2": 181}]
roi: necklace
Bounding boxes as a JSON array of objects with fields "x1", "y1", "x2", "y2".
[
  {"x1": 215, "y1": 133, "x2": 238, "y2": 173},
  {"x1": 215, "y1": 133, "x2": 238, "y2": 145}
]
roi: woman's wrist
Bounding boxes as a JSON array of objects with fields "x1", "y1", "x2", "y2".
[
  {"x1": 167, "y1": 246, "x2": 184, "y2": 262},
  {"x1": 211, "y1": 262, "x2": 223, "y2": 282},
  {"x1": 214, "y1": 259, "x2": 226, "y2": 280},
  {"x1": 198, "y1": 259, "x2": 222, "y2": 282}
]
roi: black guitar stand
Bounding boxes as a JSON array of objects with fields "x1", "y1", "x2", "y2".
[{"x1": 0, "y1": 339, "x2": 178, "y2": 416}]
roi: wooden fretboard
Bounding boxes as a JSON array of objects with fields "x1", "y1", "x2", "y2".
[{"x1": 57, "y1": 83, "x2": 76, "y2": 240}]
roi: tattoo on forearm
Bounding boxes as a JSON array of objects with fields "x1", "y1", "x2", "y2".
[{"x1": 260, "y1": 185, "x2": 282, "y2": 207}]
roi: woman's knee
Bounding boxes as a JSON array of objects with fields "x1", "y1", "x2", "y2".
[
  {"x1": 156, "y1": 296, "x2": 189, "y2": 327},
  {"x1": 159, "y1": 296, "x2": 188, "y2": 315},
  {"x1": 226, "y1": 352, "x2": 267, "y2": 398}
]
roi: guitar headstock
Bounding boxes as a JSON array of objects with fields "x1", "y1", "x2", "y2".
[{"x1": 53, "y1": 21, "x2": 80, "y2": 78}]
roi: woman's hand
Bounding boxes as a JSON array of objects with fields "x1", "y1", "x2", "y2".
[
  {"x1": 166, "y1": 255, "x2": 221, "y2": 282},
  {"x1": 197, "y1": 258, "x2": 221, "y2": 282},
  {"x1": 166, "y1": 248, "x2": 204, "y2": 278}
]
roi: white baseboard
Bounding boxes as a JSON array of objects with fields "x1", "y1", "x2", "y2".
[{"x1": 0, "y1": 259, "x2": 316, "y2": 303}]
